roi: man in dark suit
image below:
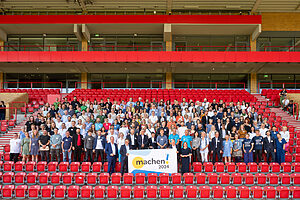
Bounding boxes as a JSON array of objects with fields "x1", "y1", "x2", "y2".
[
  {"x1": 215, "y1": 118, "x2": 222, "y2": 132},
  {"x1": 148, "y1": 132, "x2": 157, "y2": 149},
  {"x1": 210, "y1": 132, "x2": 223, "y2": 164},
  {"x1": 126, "y1": 129, "x2": 138, "y2": 150},
  {"x1": 120, "y1": 139, "x2": 130, "y2": 175},
  {"x1": 201, "y1": 111, "x2": 209, "y2": 129},
  {"x1": 263, "y1": 131, "x2": 276, "y2": 163},
  {"x1": 72, "y1": 129, "x2": 83, "y2": 162},
  {"x1": 138, "y1": 130, "x2": 149, "y2": 149},
  {"x1": 105, "y1": 136, "x2": 118, "y2": 175}
]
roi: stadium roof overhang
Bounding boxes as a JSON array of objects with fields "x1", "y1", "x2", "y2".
[{"x1": 0, "y1": 15, "x2": 261, "y2": 37}]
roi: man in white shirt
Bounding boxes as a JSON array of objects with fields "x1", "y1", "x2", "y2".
[
  {"x1": 259, "y1": 123, "x2": 268, "y2": 138},
  {"x1": 178, "y1": 121, "x2": 188, "y2": 139},
  {"x1": 149, "y1": 111, "x2": 158, "y2": 124},
  {"x1": 119, "y1": 123, "x2": 129, "y2": 138},
  {"x1": 106, "y1": 129, "x2": 118, "y2": 143},
  {"x1": 10, "y1": 133, "x2": 21, "y2": 162},
  {"x1": 58, "y1": 123, "x2": 68, "y2": 138}
]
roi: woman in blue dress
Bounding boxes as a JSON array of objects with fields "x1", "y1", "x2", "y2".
[
  {"x1": 275, "y1": 133, "x2": 287, "y2": 164},
  {"x1": 223, "y1": 134, "x2": 233, "y2": 163},
  {"x1": 30, "y1": 130, "x2": 39, "y2": 163}
]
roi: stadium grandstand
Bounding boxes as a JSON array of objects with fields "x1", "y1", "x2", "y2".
[{"x1": 1, "y1": 0, "x2": 300, "y2": 199}]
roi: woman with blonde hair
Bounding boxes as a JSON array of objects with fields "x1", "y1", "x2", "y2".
[{"x1": 30, "y1": 130, "x2": 39, "y2": 162}]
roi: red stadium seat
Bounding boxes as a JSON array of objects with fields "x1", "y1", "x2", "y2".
[
  {"x1": 292, "y1": 173, "x2": 300, "y2": 185},
  {"x1": 25, "y1": 161, "x2": 36, "y2": 172},
  {"x1": 3, "y1": 161, "x2": 14, "y2": 172},
  {"x1": 120, "y1": 186, "x2": 131, "y2": 199},
  {"x1": 195, "y1": 173, "x2": 206, "y2": 185},
  {"x1": 41, "y1": 185, "x2": 54, "y2": 199},
  {"x1": 225, "y1": 186, "x2": 237, "y2": 199},
  {"x1": 203, "y1": 162, "x2": 214, "y2": 172},
  {"x1": 231, "y1": 173, "x2": 242, "y2": 186},
  {"x1": 81, "y1": 185, "x2": 93, "y2": 199},
  {"x1": 15, "y1": 185, "x2": 27, "y2": 199},
  {"x1": 147, "y1": 173, "x2": 158, "y2": 185},
  {"x1": 94, "y1": 185, "x2": 105, "y2": 199},
  {"x1": 251, "y1": 186, "x2": 263, "y2": 199},
  {"x1": 50, "y1": 173, "x2": 62, "y2": 185},
  {"x1": 107, "y1": 185, "x2": 118, "y2": 199},
  {"x1": 276, "y1": 186, "x2": 290, "y2": 199},
  {"x1": 2, "y1": 185, "x2": 15, "y2": 198},
  {"x1": 62, "y1": 173, "x2": 74, "y2": 185},
  {"x1": 160, "y1": 185, "x2": 171, "y2": 199},
  {"x1": 173, "y1": 185, "x2": 184, "y2": 199},
  {"x1": 111, "y1": 173, "x2": 122, "y2": 185},
  {"x1": 264, "y1": 186, "x2": 276, "y2": 199},
  {"x1": 198, "y1": 185, "x2": 210, "y2": 199},
  {"x1": 99, "y1": 173, "x2": 109, "y2": 185},
  {"x1": 238, "y1": 186, "x2": 250, "y2": 199},
  {"x1": 146, "y1": 185, "x2": 157, "y2": 199},
  {"x1": 27, "y1": 172, "x2": 38, "y2": 185},
  {"x1": 270, "y1": 162, "x2": 280, "y2": 173},
  {"x1": 92, "y1": 162, "x2": 102, "y2": 173},
  {"x1": 159, "y1": 173, "x2": 170, "y2": 185},
  {"x1": 3, "y1": 172, "x2": 14, "y2": 184},
  {"x1": 70, "y1": 162, "x2": 80, "y2": 172},
  {"x1": 58, "y1": 162, "x2": 69, "y2": 172},
  {"x1": 86, "y1": 173, "x2": 97, "y2": 185},
  {"x1": 81, "y1": 162, "x2": 91, "y2": 172},
  {"x1": 243, "y1": 173, "x2": 254, "y2": 185},
  {"x1": 171, "y1": 173, "x2": 182, "y2": 185},
  {"x1": 54, "y1": 185, "x2": 66, "y2": 199},
  {"x1": 67, "y1": 185, "x2": 79, "y2": 199},
  {"x1": 15, "y1": 172, "x2": 26, "y2": 184},
  {"x1": 248, "y1": 162, "x2": 258, "y2": 173},
  {"x1": 279, "y1": 173, "x2": 291, "y2": 186},
  {"x1": 254, "y1": 173, "x2": 266, "y2": 186},
  {"x1": 36, "y1": 161, "x2": 47, "y2": 172},
  {"x1": 133, "y1": 186, "x2": 144, "y2": 199},
  {"x1": 208, "y1": 173, "x2": 218, "y2": 185},
  {"x1": 215, "y1": 162, "x2": 225, "y2": 173},
  {"x1": 75, "y1": 173, "x2": 86, "y2": 185},
  {"x1": 14, "y1": 161, "x2": 25, "y2": 172},
  {"x1": 212, "y1": 186, "x2": 223, "y2": 199},
  {"x1": 28, "y1": 185, "x2": 41, "y2": 199},
  {"x1": 183, "y1": 173, "x2": 194, "y2": 185},
  {"x1": 192, "y1": 162, "x2": 202, "y2": 172},
  {"x1": 281, "y1": 162, "x2": 292, "y2": 173},
  {"x1": 259, "y1": 162, "x2": 269, "y2": 173},
  {"x1": 48, "y1": 162, "x2": 58, "y2": 173},
  {"x1": 220, "y1": 173, "x2": 230, "y2": 185},
  {"x1": 135, "y1": 173, "x2": 146, "y2": 185},
  {"x1": 123, "y1": 173, "x2": 134, "y2": 185},
  {"x1": 290, "y1": 186, "x2": 300, "y2": 199},
  {"x1": 236, "y1": 163, "x2": 247, "y2": 173}
]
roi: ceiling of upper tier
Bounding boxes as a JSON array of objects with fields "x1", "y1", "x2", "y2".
[{"x1": 0, "y1": 0, "x2": 300, "y2": 13}]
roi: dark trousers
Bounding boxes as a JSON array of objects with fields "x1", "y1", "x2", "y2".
[
  {"x1": 107, "y1": 156, "x2": 116, "y2": 175},
  {"x1": 121, "y1": 157, "x2": 128, "y2": 175},
  {"x1": 73, "y1": 147, "x2": 82, "y2": 162},
  {"x1": 192, "y1": 148, "x2": 201, "y2": 163},
  {"x1": 50, "y1": 149, "x2": 60, "y2": 163},
  {"x1": 40, "y1": 150, "x2": 50, "y2": 163},
  {"x1": 0, "y1": 113, "x2": 5, "y2": 120},
  {"x1": 94, "y1": 149, "x2": 105, "y2": 164},
  {"x1": 212, "y1": 150, "x2": 222, "y2": 164},
  {"x1": 10, "y1": 153, "x2": 19, "y2": 163},
  {"x1": 85, "y1": 149, "x2": 93, "y2": 163},
  {"x1": 265, "y1": 151, "x2": 276, "y2": 163},
  {"x1": 253, "y1": 149, "x2": 262, "y2": 163}
]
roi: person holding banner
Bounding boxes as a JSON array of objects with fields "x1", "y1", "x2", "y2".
[
  {"x1": 180, "y1": 141, "x2": 192, "y2": 174},
  {"x1": 120, "y1": 139, "x2": 130, "y2": 175},
  {"x1": 105, "y1": 136, "x2": 119, "y2": 175}
]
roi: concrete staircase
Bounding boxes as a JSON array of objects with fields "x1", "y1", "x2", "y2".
[
  {"x1": 0, "y1": 110, "x2": 40, "y2": 152},
  {"x1": 271, "y1": 107, "x2": 300, "y2": 130}
]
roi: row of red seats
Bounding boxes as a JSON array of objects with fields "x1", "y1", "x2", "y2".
[
  {"x1": 1, "y1": 171, "x2": 299, "y2": 186},
  {"x1": 0, "y1": 89, "x2": 60, "y2": 94},
  {"x1": 1, "y1": 161, "x2": 300, "y2": 174},
  {"x1": 2, "y1": 184, "x2": 300, "y2": 199},
  {"x1": 0, "y1": 120, "x2": 16, "y2": 134}
]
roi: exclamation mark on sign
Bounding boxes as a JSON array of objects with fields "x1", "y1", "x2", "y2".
[{"x1": 166, "y1": 154, "x2": 169, "y2": 164}]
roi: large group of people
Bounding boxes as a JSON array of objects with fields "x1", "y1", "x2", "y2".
[{"x1": 10, "y1": 95, "x2": 290, "y2": 175}]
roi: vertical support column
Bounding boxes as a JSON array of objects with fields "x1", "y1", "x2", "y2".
[
  {"x1": 164, "y1": 24, "x2": 172, "y2": 51},
  {"x1": 81, "y1": 38, "x2": 88, "y2": 51},
  {"x1": 166, "y1": 72, "x2": 172, "y2": 89},
  {"x1": 81, "y1": 72, "x2": 88, "y2": 89},
  {"x1": 250, "y1": 35, "x2": 257, "y2": 52},
  {"x1": 0, "y1": 40, "x2": 4, "y2": 51},
  {"x1": 0, "y1": 72, "x2": 3, "y2": 89},
  {"x1": 250, "y1": 72, "x2": 258, "y2": 93}
]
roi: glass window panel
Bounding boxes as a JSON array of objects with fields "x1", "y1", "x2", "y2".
[
  {"x1": 173, "y1": 74, "x2": 192, "y2": 88},
  {"x1": 295, "y1": 38, "x2": 300, "y2": 52},
  {"x1": 192, "y1": 74, "x2": 211, "y2": 88},
  {"x1": 19, "y1": 73, "x2": 43, "y2": 88},
  {"x1": 229, "y1": 74, "x2": 248, "y2": 88},
  {"x1": 258, "y1": 74, "x2": 272, "y2": 81},
  {"x1": 211, "y1": 74, "x2": 229, "y2": 88},
  {"x1": 20, "y1": 37, "x2": 43, "y2": 51},
  {"x1": 103, "y1": 74, "x2": 127, "y2": 88},
  {"x1": 44, "y1": 73, "x2": 67, "y2": 88}
]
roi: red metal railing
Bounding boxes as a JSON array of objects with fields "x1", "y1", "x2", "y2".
[
  {"x1": 259, "y1": 82, "x2": 300, "y2": 90},
  {"x1": 293, "y1": 102, "x2": 299, "y2": 120},
  {"x1": 88, "y1": 45, "x2": 164, "y2": 51},
  {"x1": 0, "y1": 45, "x2": 76, "y2": 51},
  {"x1": 1, "y1": 82, "x2": 63, "y2": 91},
  {"x1": 263, "y1": 46, "x2": 300, "y2": 52},
  {"x1": 11, "y1": 102, "x2": 27, "y2": 117},
  {"x1": 75, "y1": 81, "x2": 246, "y2": 90},
  {"x1": 175, "y1": 45, "x2": 251, "y2": 51}
]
